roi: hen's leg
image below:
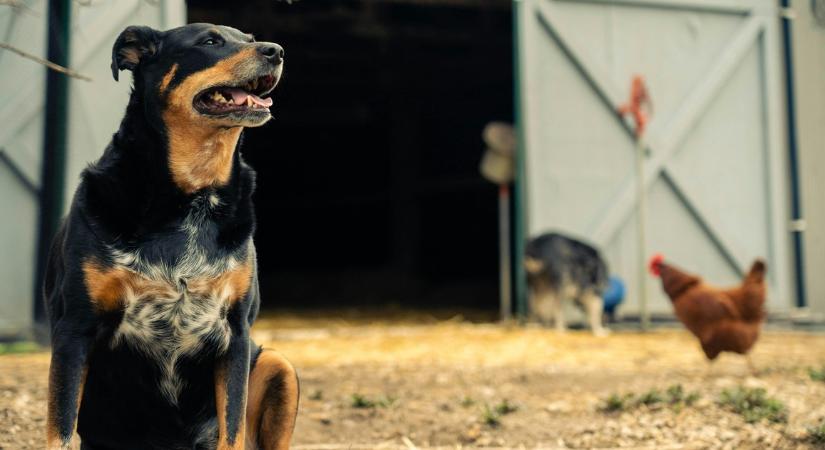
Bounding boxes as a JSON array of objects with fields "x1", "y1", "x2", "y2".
[
  {"x1": 704, "y1": 358, "x2": 717, "y2": 379},
  {"x1": 745, "y1": 354, "x2": 758, "y2": 376}
]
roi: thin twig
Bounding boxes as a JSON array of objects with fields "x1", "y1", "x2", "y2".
[
  {"x1": 0, "y1": 42, "x2": 92, "y2": 81},
  {"x1": 0, "y1": 0, "x2": 38, "y2": 15}
]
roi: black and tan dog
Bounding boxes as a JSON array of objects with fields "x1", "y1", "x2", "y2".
[
  {"x1": 525, "y1": 232, "x2": 610, "y2": 336},
  {"x1": 43, "y1": 24, "x2": 298, "y2": 449}
]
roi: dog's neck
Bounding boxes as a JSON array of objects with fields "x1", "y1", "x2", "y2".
[
  {"x1": 116, "y1": 87, "x2": 247, "y2": 191},
  {"x1": 164, "y1": 112, "x2": 243, "y2": 195},
  {"x1": 81, "y1": 88, "x2": 255, "y2": 240}
]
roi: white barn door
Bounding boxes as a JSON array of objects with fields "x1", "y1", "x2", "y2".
[
  {"x1": 515, "y1": 0, "x2": 792, "y2": 315},
  {"x1": 0, "y1": 0, "x2": 185, "y2": 337}
]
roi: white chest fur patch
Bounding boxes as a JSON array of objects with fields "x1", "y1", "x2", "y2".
[
  {"x1": 103, "y1": 201, "x2": 252, "y2": 403},
  {"x1": 113, "y1": 279, "x2": 232, "y2": 402}
]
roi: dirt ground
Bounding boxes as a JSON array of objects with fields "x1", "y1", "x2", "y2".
[{"x1": 3, "y1": 311, "x2": 825, "y2": 449}]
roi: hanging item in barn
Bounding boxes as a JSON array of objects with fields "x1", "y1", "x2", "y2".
[
  {"x1": 480, "y1": 122, "x2": 516, "y2": 185},
  {"x1": 480, "y1": 122, "x2": 516, "y2": 321}
]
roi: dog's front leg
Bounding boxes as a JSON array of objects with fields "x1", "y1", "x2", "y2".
[
  {"x1": 47, "y1": 321, "x2": 91, "y2": 450},
  {"x1": 215, "y1": 312, "x2": 251, "y2": 450}
]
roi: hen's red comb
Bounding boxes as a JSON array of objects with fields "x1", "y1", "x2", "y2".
[{"x1": 648, "y1": 253, "x2": 665, "y2": 277}]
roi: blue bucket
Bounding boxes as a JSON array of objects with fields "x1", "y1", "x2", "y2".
[{"x1": 602, "y1": 276, "x2": 625, "y2": 314}]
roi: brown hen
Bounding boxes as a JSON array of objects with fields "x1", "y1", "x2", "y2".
[{"x1": 649, "y1": 254, "x2": 767, "y2": 360}]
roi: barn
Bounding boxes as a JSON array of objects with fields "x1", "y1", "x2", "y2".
[{"x1": 0, "y1": 0, "x2": 823, "y2": 340}]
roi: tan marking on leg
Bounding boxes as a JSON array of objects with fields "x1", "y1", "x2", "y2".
[
  {"x1": 582, "y1": 291, "x2": 609, "y2": 337},
  {"x1": 246, "y1": 350, "x2": 299, "y2": 450},
  {"x1": 46, "y1": 361, "x2": 87, "y2": 450},
  {"x1": 46, "y1": 377, "x2": 60, "y2": 448},
  {"x1": 552, "y1": 293, "x2": 566, "y2": 333},
  {"x1": 215, "y1": 363, "x2": 246, "y2": 450}
]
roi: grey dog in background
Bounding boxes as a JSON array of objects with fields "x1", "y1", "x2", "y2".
[{"x1": 525, "y1": 232, "x2": 610, "y2": 336}]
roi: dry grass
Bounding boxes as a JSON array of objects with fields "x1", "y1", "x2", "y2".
[
  {"x1": 4, "y1": 312, "x2": 825, "y2": 449},
  {"x1": 253, "y1": 313, "x2": 825, "y2": 374}
]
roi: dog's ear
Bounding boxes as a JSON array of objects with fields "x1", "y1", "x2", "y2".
[{"x1": 111, "y1": 25, "x2": 160, "y2": 81}]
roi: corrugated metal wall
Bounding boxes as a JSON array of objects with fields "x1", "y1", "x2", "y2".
[
  {"x1": 0, "y1": 0, "x2": 185, "y2": 338},
  {"x1": 515, "y1": 0, "x2": 793, "y2": 316}
]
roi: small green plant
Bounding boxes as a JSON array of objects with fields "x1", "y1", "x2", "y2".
[
  {"x1": 685, "y1": 392, "x2": 701, "y2": 405},
  {"x1": 308, "y1": 389, "x2": 323, "y2": 401},
  {"x1": 666, "y1": 385, "x2": 686, "y2": 402},
  {"x1": 493, "y1": 399, "x2": 518, "y2": 415},
  {"x1": 599, "y1": 386, "x2": 701, "y2": 414},
  {"x1": 638, "y1": 389, "x2": 664, "y2": 406},
  {"x1": 665, "y1": 384, "x2": 700, "y2": 411},
  {"x1": 807, "y1": 420, "x2": 825, "y2": 444},
  {"x1": 478, "y1": 399, "x2": 517, "y2": 427},
  {"x1": 601, "y1": 393, "x2": 634, "y2": 412},
  {"x1": 481, "y1": 404, "x2": 501, "y2": 427},
  {"x1": 350, "y1": 393, "x2": 376, "y2": 408},
  {"x1": 349, "y1": 393, "x2": 396, "y2": 409},
  {"x1": 718, "y1": 387, "x2": 788, "y2": 424},
  {"x1": 460, "y1": 396, "x2": 475, "y2": 408},
  {"x1": 376, "y1": 395, "x2": 397, "y2": 408},
  {"x1": 809, "y1": 366, "x2": 825, "y2": 382}
]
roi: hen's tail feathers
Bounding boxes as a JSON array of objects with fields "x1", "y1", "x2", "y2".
[
  {"x1": 648, "y1": 253, "x2": 665, "y2": 277},
  {"x1": 746, "y1": 259, "x2": 767, "y2": 283}
]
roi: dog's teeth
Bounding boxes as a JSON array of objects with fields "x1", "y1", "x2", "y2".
[
  {"x1": 252, "y1": 79, "x2": 258, "y2": 90},
  {"x1": 246, "y1": 96, "x2": 253, "y2": 107}
]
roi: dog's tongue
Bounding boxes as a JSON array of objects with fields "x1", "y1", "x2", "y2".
[{"x1": 226, "y1": 87, "x2": 273, "y2": 107}]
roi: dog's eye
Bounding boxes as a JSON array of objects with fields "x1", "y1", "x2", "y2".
[{"x1": 201, "y1": 38, "x2": 220, "y2": 46}]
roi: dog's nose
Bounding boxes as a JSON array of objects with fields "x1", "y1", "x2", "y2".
[{"x1": 257, "y1": 43, "x2": 284, "y2": 64}]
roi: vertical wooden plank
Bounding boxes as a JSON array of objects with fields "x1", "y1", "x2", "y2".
[
  {"x1": 512, "y1": 0, "x2": 529, "y2": 318},
  {"x1": 758, "y1": 0, "x2": 794, "y2": 310}
]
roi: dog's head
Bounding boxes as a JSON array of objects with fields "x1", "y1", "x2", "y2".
[{"x1": 111, "y1": 23, "x2": 284, "y2": 129}]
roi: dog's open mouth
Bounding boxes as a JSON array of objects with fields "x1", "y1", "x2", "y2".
[{"x1": 194, "y1": 74, "x2": 277, "y2": 115}]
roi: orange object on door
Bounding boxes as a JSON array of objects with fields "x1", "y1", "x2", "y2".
[{"x1": 618, "y1": 75, "x2": 652, "y2": 138}]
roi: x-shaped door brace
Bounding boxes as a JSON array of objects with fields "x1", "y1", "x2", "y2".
[
  {"x1": 534, "y1": 0, "x2": 768, "y2": 276},
  {"x1": 0, "y1": 0, "x2": 145, "y2": 190}
]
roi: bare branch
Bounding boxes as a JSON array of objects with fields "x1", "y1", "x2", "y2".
[
  {"x1": 0, "y1": 0, "x2": 39, "y2": 15},
  {"x1": 0, "y1": 42, "x2": 92, "y2": 81}
]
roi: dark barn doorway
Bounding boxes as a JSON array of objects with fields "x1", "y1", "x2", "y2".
[{"x1": 188, "y1": 0, "x2": 513, "y2": 311}]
